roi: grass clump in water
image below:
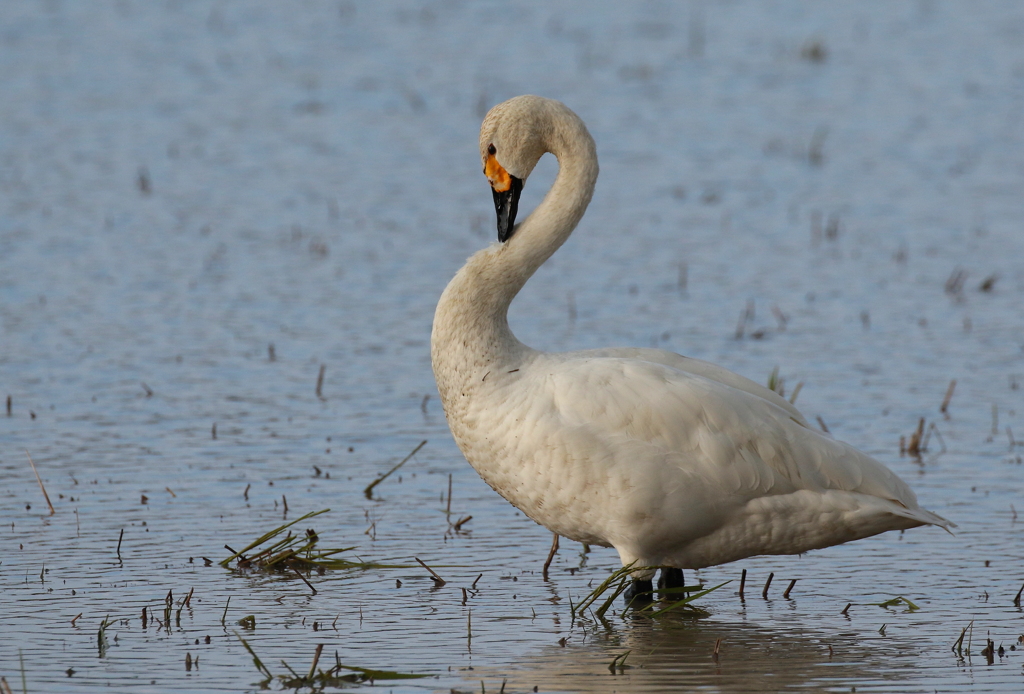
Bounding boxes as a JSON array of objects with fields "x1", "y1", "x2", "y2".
[
  {"x1": 871, "y1": 596, "x2": 920, "y2": 612},
  {"x1": 220, "y1": 509, "x2": 401, "y2": 574}
]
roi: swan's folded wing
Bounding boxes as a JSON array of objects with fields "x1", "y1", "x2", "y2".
[
  {"x1": 577, "y1": 346, "x2": 811, "y2": 427},
  {"x1": 542, "y1": 356, "x2": 919, "y2": 509}
]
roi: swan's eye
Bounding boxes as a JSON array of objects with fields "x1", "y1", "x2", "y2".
[{"x1": 487, "y1": 144, "x2": 496, "y2": 155}]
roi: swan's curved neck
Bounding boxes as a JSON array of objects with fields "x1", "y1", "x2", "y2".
[{"x1": 432, "y1": 116, "x2": 598, "y2": 393}]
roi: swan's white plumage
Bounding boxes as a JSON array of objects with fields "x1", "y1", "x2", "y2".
[{"x1": 431, "y1": 95, "x2": 951, "y2": 577}]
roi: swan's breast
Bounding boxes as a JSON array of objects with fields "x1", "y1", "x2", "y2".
[{"x1": 445, "y1": 356, "x2": 736, "y2": 547}]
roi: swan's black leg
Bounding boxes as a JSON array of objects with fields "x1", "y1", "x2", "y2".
[
  {"x1": 622, "y1": 578, "x2": 653, "y2": 607},
  {"x1": 658, "y1": 567, "x2": 685, "y2": 591}
]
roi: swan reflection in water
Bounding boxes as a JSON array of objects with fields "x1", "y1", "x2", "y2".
[{"x1": 459, "y1": 609, "x2": 922, "y2": 694}]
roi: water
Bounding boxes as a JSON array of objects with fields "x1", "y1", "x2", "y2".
[{"x1": 2, "y1": 1, "x2": 1024, "y2": 691}]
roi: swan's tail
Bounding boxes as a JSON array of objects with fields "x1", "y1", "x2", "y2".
[{"x1": 891, "y1": 503, "x2": 956, "y2": 535}]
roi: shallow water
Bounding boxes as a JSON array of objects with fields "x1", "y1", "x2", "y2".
[{"x1": 2, "y1": 1, "x2": 1024, "y2": 692}]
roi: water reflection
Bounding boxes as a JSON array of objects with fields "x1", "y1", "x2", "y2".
[{"x1": 482, "y1": 612, "x2": 915, "y2": 693}]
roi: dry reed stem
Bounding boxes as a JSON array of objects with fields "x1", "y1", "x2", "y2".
[
  {"x1": 414, "y1": 557, "x2": 446, "y2": 586},
  {"x1": 735, "y1": 300, "x2": 754, "y2": 339},
  {"x1": 26, "y1": 450, "x2": 55, "y2": 515},
  {"x1": 364, "y1": 440, "x2": 427, "y2": 499},
  {"x1": 952, "y1": 620, "x2": 973, "y2": 654},
  {"x1": 788, "y1": 382, "x2": 803, "y2": 405},
  {"x1": 771, "y1": 304, "x2": 787, "y2": 331},
  {"x1": 907, "y1": 418, "x2": 925, "y2": 456},
  {"x1": 291, "y1": 566, "x2": 317, "y2": 594},
  {"x1": 783, "y1": 579, "x2": 797, "y2": 598},
  {"x1": 940, "y1": 379, "x2": 957, "y2": 414},
  {"x1": 307, "y1": 644, "x2": 324, "y2": 680}
]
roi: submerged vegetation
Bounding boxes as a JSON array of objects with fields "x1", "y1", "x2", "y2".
[{"x1": 236, "y1": 635, "x2": 428, "y2": 690}]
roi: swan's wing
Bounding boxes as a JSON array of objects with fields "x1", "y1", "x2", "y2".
[
  {"x1": 541, "y1": 355, "x2": 923, "y2": 513},
  {"x1": 577, "y1": 347, "x2": 811, "y2": 427}
]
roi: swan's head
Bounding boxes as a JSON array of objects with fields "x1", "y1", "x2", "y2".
[{"x1": 479, "y1": 95, "x2": 562, "y2": 243}]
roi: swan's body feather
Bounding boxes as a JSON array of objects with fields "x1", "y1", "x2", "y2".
[{"x1": 431, "y1": 95, "x2": 951, "y2": 577}]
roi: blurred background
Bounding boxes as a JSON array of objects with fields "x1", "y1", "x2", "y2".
[{"x1": 2, "y1": 2, "x2": 1024, "y2": 692}]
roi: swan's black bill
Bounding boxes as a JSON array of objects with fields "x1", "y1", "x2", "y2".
[{"x1": 493, "y1": 175, "x2": 523, "y2": 243}]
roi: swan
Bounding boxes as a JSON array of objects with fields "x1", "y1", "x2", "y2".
[{"x1": 431, "y1": 95, "x2": 952, "y2": 601}]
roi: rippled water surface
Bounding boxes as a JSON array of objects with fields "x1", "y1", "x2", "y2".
[{"x1": 3, "y1": 2, "x2": 1024, "y2": 692}]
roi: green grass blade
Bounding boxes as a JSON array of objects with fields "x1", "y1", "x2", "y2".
[
  {"x1": 576, "y1": 562, "x2": 657, "y2": 616},
  {"x1": 234, "y1": 631, "x2": 273, "y2": 678},
  {"x1": 595, "y1": 579, "x2": 631, "y2": 618},
  {"x1": 655, "y1": 584, "x2": 706, "y2": 595},
  {"x1": 649, "y1": 581, "x2": 730, "y2": 617}
]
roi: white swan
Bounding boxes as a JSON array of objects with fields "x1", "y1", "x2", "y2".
[{"x1": 431, "y1": 95, "x2": 952, "y2": 598}]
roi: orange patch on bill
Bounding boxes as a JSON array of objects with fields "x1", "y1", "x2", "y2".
[{"x1": 485, "y1": 154, "x2": 512, "y2": 192}]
